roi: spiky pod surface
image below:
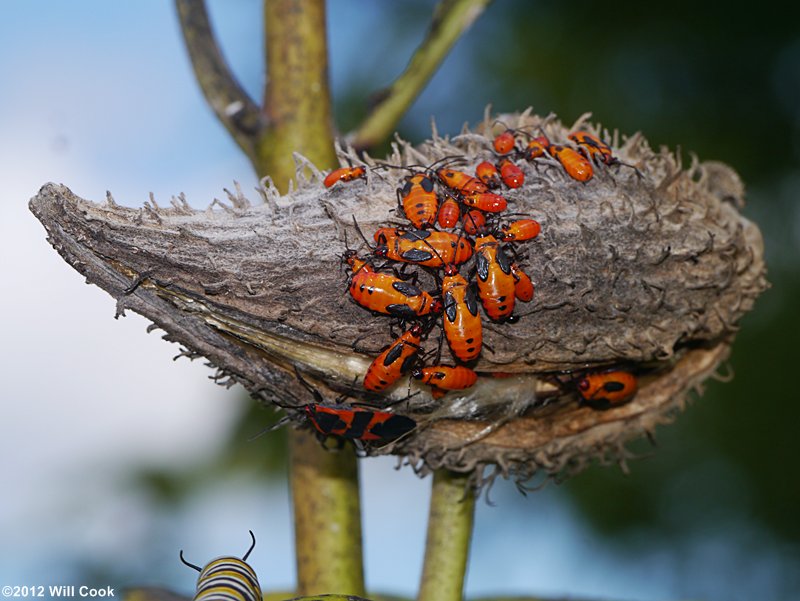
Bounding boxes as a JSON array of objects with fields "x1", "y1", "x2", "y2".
[{"x1": 29, "y1": 110, "x2": 767, "y2": 487}]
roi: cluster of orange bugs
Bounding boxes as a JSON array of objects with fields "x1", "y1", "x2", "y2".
[
  {"x1": 337, "y1": 151, "x2": 543, "y2": 402},
  {"x1": 306, "y1": 124, "x2": 640, "y2": 445},
  {"x1": 491, "y1": 125, "x2": 640, "y2": 183}
]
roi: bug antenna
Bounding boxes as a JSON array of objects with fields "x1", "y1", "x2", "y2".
[
  {"x1": 179, "y1": 550, "x2": 202, "y2": 573},
  {"x1": 351, "y1": 215, "x2": 375, "y2": 250},
  {"x1": 242, "y1": 530, "x2": 257, "y2": 561},
  {"x1": 427, "y1": 154, "x2": 468, "y2": 173},
  {"x1": 294, "y1": 365, "x2": 325, "y2": 404}
]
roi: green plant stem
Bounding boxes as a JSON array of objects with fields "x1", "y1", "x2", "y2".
[
  {"x1": 351, "y1": 0, "x2": 492, "y2": 151},
  {"x1": 259, "y1": 0, "x2": 338, "y2": 190},
  {"x1": 289, "y1": 430, "x2": 366, "y2": 597},
  {"x1": 258, "y1": 0, "x2": 362, "y2": 592},
  {"x1": 417, "y1": 469, "x2": 476, "y2": 601},
  {"x1": 174, "y1": 0, "x2": 262, "y2": 163}
]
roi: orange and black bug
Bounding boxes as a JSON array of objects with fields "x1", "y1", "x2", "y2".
[
  {"x1": 437, "y1": 167, "x2": 489, "y2": 196},
  {"x1": 548, "y1": 144, "x2": 594, "y2": 182},
  {"x1": 324, "y1": 166, "x2": 366, "y2": 188},
  {"x1": 375, "y1": 229, "x2": 473, "y2": 268},
  {"x1": 345, "y1": 251, "x2": 442, "y2": 318},
  {"x1": 398, "y1": 173, "x2": 439, "y2": 229},
  {"x1": 498, "y1": 159, "x2": 525, "y2": 188},
  {"x1": 304, "y1": 404, "x2": 416, "y2": 441},
  {"x1": 412, "y1": 364, "x2": 478, "y2": 399},
  {"x1": 568, "y1": 131, "x2": 614, "y2": 165},
  {"x1": 577, "y1": 369, "x2": 638, "y2": 410},
  {"x1": 462, "y1": 209, "x2": 486, "y2": 236},
  {"x1": 461, "y1": 191, "x2": 508, "y2": 213},
  {"x1": 568, "y1": 131, "x2": 641, "y2": 176},
  {"x1": 492, "y1": 130, "x2": 517, "y2": 155},
  {"x1": 441, "y1": 263, "x2": 482, "y2": 363},
  {"x1": 437, "y1": 195, "x2": 461, "y2": 229},
  {"x1": 523, "y1": 135, "x2": 551, "y2": 161},
  {"x1": 509, "y1": 262, "x2": 534, "y2": 302},
  {"x1": 474, "y1": 233, "x2": 516, "y2": 321},
  {"x1": 364, "y1": 324, "x2": 424, "y2": 392},
  {"x1": 475, "y1": 161, "x2": 501, "y2": 189},
  {"x1": 499, "y1": 218, "x2": 541, "y2": 242},
  {"x1": 289, "y1": 368, "x2": 417, "y2": 442}
]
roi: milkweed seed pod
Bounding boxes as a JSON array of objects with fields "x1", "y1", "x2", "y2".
[{"x1": 29, "y1": 109, "x2": 767, "y2": 489}]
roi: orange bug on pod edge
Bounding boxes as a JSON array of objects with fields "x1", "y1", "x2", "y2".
[
  {"x1": 324, "y1": 165, "x2": 366, "y2": 188},
  {"x1": 576, "y1": 369, "x2": 638, "y2": 410}
]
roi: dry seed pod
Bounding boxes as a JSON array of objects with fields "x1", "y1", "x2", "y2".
[{"x1": 28, "y1": 110, "x2": 767, "y2": 488}]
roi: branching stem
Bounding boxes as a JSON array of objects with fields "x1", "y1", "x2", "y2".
[
  {"x1": 259, "y1": 0, "x2": 337, "y2": 189},
  {"x1": 351, "y1": 0, "x2": 492, "y2": 151},
  {"x1": 175, "y1": 0, "x2": 263, "y2": 162}
]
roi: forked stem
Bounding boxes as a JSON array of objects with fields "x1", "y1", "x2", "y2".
[{"x1": 352, "y1": 0, "x2": 492, "y2": 151}]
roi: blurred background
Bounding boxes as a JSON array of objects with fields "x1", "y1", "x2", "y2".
[{"x1": 1, "y1": 1, "x2": 797, "y2": 600}]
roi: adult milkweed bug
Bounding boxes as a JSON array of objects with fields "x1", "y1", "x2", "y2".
[
  {"x1": 474, "y1": 233, "x2": 516, "y2": 321},
  {"x1": 397, "y1": 173, "x2": 439, "y2": 229},
  {"x1": 498, "y1": 159, "x2": 525, "y2": 188},
  {"x1": 509, "y1": 262, "x2": 534, "y2": 302},
  {"x1": 577, "y1": 369, "x2": 638, "y2": 410},
  {"x1": 412, "y1": 365, "x2": 478, "y2": 399},
  {"x1": 374, "y1": 229, "x2": 473, "y2": 268},
  {"x1": 475, "y1": 161, "x2": 501, "y2": 189},
  {"x1": 492, "y1": 130, "x2": 517, "y2": 155},
  {"x1": 548, "y1": 144, "x2": 594, "y2": 182},
  {"x1": 304, "y1": 403, "x2": 417, "y2": 441},
  {"x1": 364, "y1": 324, "x2": 424, "y2": 392},
  {"x1": 499, "y1": 218, "x2": 541, "y2": 242},
  {"x1": 437, "y1": 195, "x2": 461, "y2": 229},
  {"x1": 324, "y1": 166, "x2": 366, "y2": 188},
  {"x1": 441, "y1": 263, "x2": 482, "y2": 362},
  {"x1": 292, "y1": 368, "x2": 417, "y2": 443},
  {"x1": 256, "y1": 368, "x2": 418, "y2": 446},
  {"x1": 345, "y1": 251, "x2": 442, "y2": 318}
]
